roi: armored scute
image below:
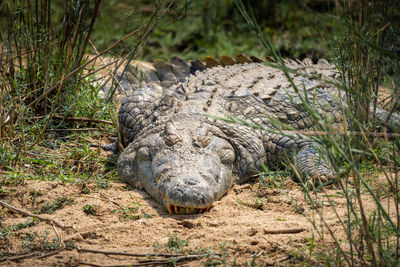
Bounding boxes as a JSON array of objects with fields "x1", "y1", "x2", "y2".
[{"x1": 112, "y1": 57, "x2": 399, "y2": 214}]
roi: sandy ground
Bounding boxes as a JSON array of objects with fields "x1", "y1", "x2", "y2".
[{"x1": 1, "y1": 175, "x2": 389, "y2": 266}]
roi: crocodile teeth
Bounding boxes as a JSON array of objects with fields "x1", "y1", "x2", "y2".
[
  {"x1": 167, "y1": 204, "x2": 211, "y2": 215},
  {"x1": 174, "y1": 205, "x2": 179, "y2": 214},
  {"x1": 167, "y1": 204, "x2": 174, "y2": 215}
]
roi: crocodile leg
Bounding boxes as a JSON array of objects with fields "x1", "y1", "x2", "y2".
[
  {"x1": 118, "y1": 87, "x2": 158, "y2": 147},
  {"x1": 294, "y1": 143, "x2": 334, "y2": 185},
  {"x1": 262, "y1": 133, "x2": 334, "y2": 186},
  {"x1": 117, "y1": 141, "x2": 139, "y2": 188},
  {"x1": 117, "y1": 87, "x2": 161, "y2": 189}
]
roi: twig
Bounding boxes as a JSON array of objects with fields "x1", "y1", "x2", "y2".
[
  {"x1": 46, "y1": 128, "x2": 99, "y2": 132},
  {"x1": 88, "y1": 40, "x2": 125, "y2": 95},
  {"x1": 0, "y1": 252, "x2": 38, "y2": 262},
  {"x1": 35, "y1": 250, "x2": 60, "y2": 259},
  {"x1": 263, "y1": 228, "x2": 305, "y2": 234},
  {"x1": 138, "y1": 254, "x2": 203, "y2": 263},
  {"x1": 79, "y1": 262, "x2": 169, "y2": 267},
  {"x1": 0, "y1": 200, "x2": 74, "y2": 231},
  {"x1": 0, "y1": 251, "x2": 22, "y2": 256},
  {"x1": 253, "y1": 251, "x2": 264, "y2": 258},
  {"x1": 78, "y1": 248, "x2": 217, "y2": 266},
  {"x1": 31, "y1": 115, "x2": 113, "y2": 125},
  {"x1": 265, "y1": 254, "x2": 291, "y2": 266},
  {"x1": 51, "y1": 223, "x2": 65, "y2": 248},
  {"x1": 77, "y1": 247, "x2": 184, "y2": 257},
  {"x1": 79, "y1": 58, "x2": 120, "y2": 82}
]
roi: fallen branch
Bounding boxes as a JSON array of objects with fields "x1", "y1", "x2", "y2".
[
  {"x1": 0, "y1": 252, "x2": 38, "y2": 262},
  {"x1": 77, "y1": 247, "x2": 184, "y2": 257},
  {"x1": 32, "y1": 115, "x2": 113, "y2": 125},
  {"x1": 79, "y1": 262, "x2": 169, "y2": 267},
  {"x1": 79, "y1": 254, "x2": 210, "y2": 267},
  {"x1": 46, "y1": 128, "x2": 99, "y2": 132},
  {"x1": 35, "y1": 250, "x2": 60, "y2": 259},
  {"x1": 52, "y1": 223, "x2": 65, "y2": 248},
  {"x1": 0, "y1": 200, "x2": 74, "y2": 231},
  {"x1": 77, "y1": 248, "x2": 219, "y2": 266},
  {"x1": 265, "y1": 254, "x2": 291, "y2": 266},
  {"x1": 263, "y1": 228, "x2": 305, "y2": 234},
  {"x1": 0, "y1": 251, "x2": 21, "y2": 256},
  {"x1": 138, "y1": 254, "x2": 204, "y2": 263}
]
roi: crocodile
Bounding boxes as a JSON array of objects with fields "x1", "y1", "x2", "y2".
[{"x1": 113, "y1": 55, "x2": 399, "y2": 215}]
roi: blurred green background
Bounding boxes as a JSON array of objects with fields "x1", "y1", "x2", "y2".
[{"x1": 89, "y1": 0, "x2": 340, "y2": 61}]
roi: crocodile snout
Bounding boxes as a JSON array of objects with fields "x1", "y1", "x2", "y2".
[{"x1": 163, "y1": 175, "x2": 214, "y2": 214}]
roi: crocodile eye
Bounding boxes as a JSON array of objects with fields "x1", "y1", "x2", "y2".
[
  {"x1": 137, "y1": 147, "x2": 151, "y2": 161},
  {"x1": 220, "y1": 149, "x2": 235, "y2": 164},
  {"x1": 164, "y1": 134, "x2": 181, "y2": 146},
  {"x1": 193, "y1": 136, "x2": 211, "y2": 148}
]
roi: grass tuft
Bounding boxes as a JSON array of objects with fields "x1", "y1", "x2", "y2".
[{"x1": 235, "y1": 0, "x2": 400, "y2": 265}]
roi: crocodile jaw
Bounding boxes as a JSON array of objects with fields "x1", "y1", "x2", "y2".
[{"x1": 136, "y1": 147, "x2": 233, "y2": 215}]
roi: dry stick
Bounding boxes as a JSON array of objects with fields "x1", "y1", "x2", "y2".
[
  {"x1": 380, "y1": 95, "x2": 394, "y2": 109},
  {"x1": 35, "y1": 250, "x2": 60, "y2": 260},
  {"x1": 265, "y1": 255, "x2": 291, "y2": 266},
  {"x1": 79, "y1": 262, "x2": 168, "y2": 267},
  {"x1": 31, "y1": 115, "x2": 113, "y2": 125},
  {"x1": 0, "y1": 200, "x2": 73, "y2": 231},
  {"x1": 138, "y1": 254, "x2": 204, "y2": 263},
  {"x1": 77, "y1": 247, "x2": 184, "y2": 257},
  {"x1": 88, "y1": 40, "x2": 125, "y2": 95},
  {"x1": 0, "y1": 252, "x2": 38, "y2": 262},
  {"x1": 79, "y1": 58, "x2": 119, "y2": 82},
  {"x1": 138, "y1": 254, "x2": 202, "y2": 264},
  {"x1": 46, "y1": 128, "x2": 99, "y2": 132},
  {"x1": 0, "y1": 251, "x2": 21, "y2": 256},
  {"x1": 263, "y1": 228, "x2": 305, "y2": 234},
  {"x1": 51, "y1": 223, "x2": 65, "y2": 248}
]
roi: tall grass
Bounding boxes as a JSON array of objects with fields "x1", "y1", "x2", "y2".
[
  {"x1": 235, "y1": 0, "x2": 400, "y2": 265},
  {"x1": 0, "y1": 0, "x2": 180, "y2": 171},
  {"x1": 0, "y1": 0, "x2": 102, "y2": 153}
]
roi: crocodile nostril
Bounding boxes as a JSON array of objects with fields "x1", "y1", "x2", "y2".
[{"x1": 184, "y1": 179, "x2": 199, "y2": 185}]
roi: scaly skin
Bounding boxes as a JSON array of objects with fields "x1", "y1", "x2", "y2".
[{"x1": 116, "y1": 61, "x2": 399, "y2": 215}]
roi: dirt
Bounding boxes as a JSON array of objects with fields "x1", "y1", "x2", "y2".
[{"x1": 1, "y1": 175, "x2": 391, "y2": 266}]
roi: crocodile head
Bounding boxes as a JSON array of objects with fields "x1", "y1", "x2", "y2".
[{"x1": 117, "y1": 120, "x2": 235, "y2": 214}]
